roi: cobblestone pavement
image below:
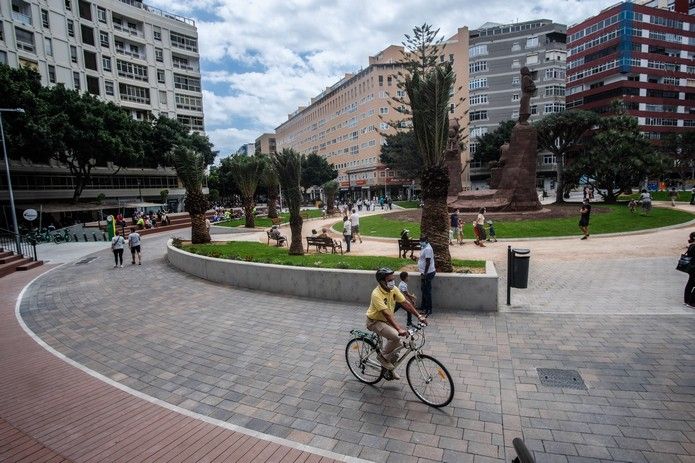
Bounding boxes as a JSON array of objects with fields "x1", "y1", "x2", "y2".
[{"x1": 18, "y1": 230, "x2": 695, "y2": 463}]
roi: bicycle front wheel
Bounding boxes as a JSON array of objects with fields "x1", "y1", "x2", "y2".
[
  {"x1": 406, "y1": 354, "x2": 454, "y2": 407},
  {"x1": 345, "y1": 338, "x2": 383, "y2": 384}
]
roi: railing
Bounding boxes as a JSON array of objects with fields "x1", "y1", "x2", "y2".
[
  {"x1": 115, "y1": 47, "x2": 146, "y2": 60},
  {"x1": 113, "y1": 22, "x2": 144, "y2": 38},
  {"x1": 0, "y1": 227, "x2": 38, "y2": 262}
]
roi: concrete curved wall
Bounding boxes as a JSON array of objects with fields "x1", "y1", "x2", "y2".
[{"x1": 167, "y1": 240, "x2": 498, "y2": 311}]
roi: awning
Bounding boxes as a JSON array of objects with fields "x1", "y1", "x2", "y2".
[
  {"x1": 123, "y1": 202, "x2": 166, "y2": 208},
  {"x1": 23, "y1": 203, "x2": 108, "y2": 213}
]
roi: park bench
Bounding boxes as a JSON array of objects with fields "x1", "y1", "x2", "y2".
[
  {"x1": 398, "y1": 238, "x2": 421, "y2": 259},
  {"x1": 306, "y1": 236, "x2": 343, "y2": 254},
  {"x1": 267, "y1": 230, "x2": 287, "y2": 247}
]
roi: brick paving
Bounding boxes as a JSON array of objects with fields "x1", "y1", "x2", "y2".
[{"x1": 14, "y1": 227, "x2": 695, "y2": 462}]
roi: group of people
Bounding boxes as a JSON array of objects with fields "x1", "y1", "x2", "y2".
[
  {"x1": 126, "y1": 209, "x2": 170, "y2": 231},
  {"x1": 448, "y1": 208, "x2": 497, "y2": 247},
  {"x1": 341, "y1": 208, "x2": 363, "y2": 253},
  {"x1": 110, "y1": 229, "x2": 142, "y2": 268},
  {"x1": 338, "y1": 197, "x2": 392, "y2": 214}
]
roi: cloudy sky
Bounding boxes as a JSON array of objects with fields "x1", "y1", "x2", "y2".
[{"x1": 147, "y1": 0, "x2": 618, "y2": 157}]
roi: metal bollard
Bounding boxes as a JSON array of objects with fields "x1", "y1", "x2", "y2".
[
  {"x1": 84, "y1": 234, "x2": 89, "y2": 242},
  {"x1": 93, "y1": 233, "x2": 98, "y2": 242},
  {"x1": 102, "y1": 232, "x2": 107, "y2": 241}
]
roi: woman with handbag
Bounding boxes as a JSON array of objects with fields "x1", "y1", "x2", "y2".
[{"x1": 683, "y1": 232, "x2": 695, "y2": 307}]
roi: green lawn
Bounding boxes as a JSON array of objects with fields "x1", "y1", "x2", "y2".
[
  {"x1": 394, "y1": 201, "x2": 420, "y2": 209},
  {"x1": 342, "y1": 205, "x2": 695, "y2": 239},
  {"x1": 619, "y1": 191, "x2": 692, "y2": 202},
  {"x1": 216, "y1": 209, "x2": 323, "y2": 228},
  {"x1": 183, "y1": 241, "x2": 485, "y2": 271}
]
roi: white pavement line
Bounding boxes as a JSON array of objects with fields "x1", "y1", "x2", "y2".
[
  {"x1": 14, "y1": 268, "x2": 370, "y2": 463},
  {"x1": 500, "y1": 309, "x2": 695, "y2": 316}
]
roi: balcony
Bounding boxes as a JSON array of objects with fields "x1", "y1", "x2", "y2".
[{"x1": 113, "y1": 22, "x2": 144, "y2": 38}]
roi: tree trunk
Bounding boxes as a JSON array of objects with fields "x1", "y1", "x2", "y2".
[
  {"x1": 267, "y1": 185, "x2": 279, "y2": 219},
  {"x1": 288, "y1": 213, "x2": 304, "y2": 255},
  {"x1": 555, "y1": 156, "x2": 564, "y2": 204},
  {"x1": 326, "y1": 195, "x2": 335, "y2": 214},
  {"x1": 190, "y1": 213, "x2": 210, "y2": 244},
  {"x1": 242, "y1": 196, "x2": 255, "y2": 228},
  {"x1": 420, "y1": 165, "x2": 452, "y2": 273}
]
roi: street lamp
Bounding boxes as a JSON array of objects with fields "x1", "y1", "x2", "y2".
[{"x1": 0, "y1": 108, "x2": 25, "y2": 254}]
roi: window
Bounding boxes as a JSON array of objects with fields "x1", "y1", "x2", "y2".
[
  {"x1": 83, "y1": 50, "x2": 97, "y2": 70},
  {"x1": 0, "y1": 51, "x2": 6, "y2": 65},
  {"x1": 73, "y1": 71, "x2": 80, "y2": 90},
  {"x1": 470, "y1": 94, "x2": 488, "y2": 105},
  {"x1": 159, "y1": 90, "x2": 167, "y2": 105},
  {"x1": 175, "y1": 93, "x2": 203, "y2": 111},
  {"x1": 511, "y1": 42, "x2": 521, "y2": 52},
  {"x1": 97, "y1": 6, "x2": 106, "y2": 23},
  {"x1": 469, "y1": 44, "x2": 488, "y2": 57},
  {"x1": 65, "y1": 0, "x2": 71, "y2": 11},
  {"x1": 470, "y1": 110, "x2": 488, "y2": 121},
  {"x1": 544, "y1": 103, "x2": 565, "y2": 114},
  {"x1": 469, "y1": 78, "x2": 488, "y2": 90},
  {"x1": 70, "y1": 45, "x2": 77, "y2": 63},
  {"x1": 117, "y1": 60, "x2": 148, "y2": 81},
  {"x1": 119, "y1": 83, "x2": 150, "y2": 104},
  {"x1": 176, "y1": 115, "x2": 204, "y2": 131},
  {"x1": 48, "y1": 65, "x2": 56, "y2": 83},
  {"x1": 86, "y1": 76, "x2": 99, "y2": 95},
  {"x1": 544, "y1": 85, "x2": 565, "y2": 97},
  {"x1": 531, "y1": 105, "x2": 538, "y2": 115},
  {"x1": 157, "y1": 69, "x2": 165, "y2": 84},
  {"x1": 469, "y1": 61, "x2": 488, "y2": 73},
  {"x1": 378, "y1": 75, "x2": 383, "y2": 86},
  {"x1": 470, "y1": 127, "x2": 488, "y2": 138},
  {"x1": 100, "y1": 31, "x2": 109, "y2": 47},
  {"x1": 44, "y1": 38, "x2": 53, "y2": 56},
  {"x1": 67, "y1": 19, "x2": 74, "y2": 37},
  {"x1": 379, "y1": 107, "x2": 388, "y2": 114},
  {"x1": 15, "y1": 27, "x2": 35, "y2": 53},
  {"x1": 81, "y1": 25, "x2": 94, "y2": 46},
  {"x1": 104, "y1": 80, "x2": 114, "y2": 95},
  {"x1": 512, "y1": 75, "x2": 520, "y2": 85},
  {"x1": 387, "y1": 76, "x2": 392, "y2": 86},
  {"x1": 512, "y1": 93, "x2": 519, "y2": 101},
  {"x1": 102, "y1": 56, "x2": 111, "y2": 71},
  {"x1": 543, "y1": 154, "x2": 557, "y2": 164},
  {"x1": 155, "y1": 48, "x2": 163, "y2": 62},
  {"x1": 153, "y1": 26, "x2": 161, "y2": 41},
  {"x1": 545, "y1": 68, "x2": 565, "y2": 80},
  {"x1": 526, "y1": 36, "x2": 538, "y2": 48},
  {"x1": 170, "y1": 32, "x2": 197, "y2": 52},
  {"x1": 526, "y1": 54, "x2": 538, "y2": 65},
  {"x1": 512, "y1": 59, "x2": 520, "y2": 68},
  {"x1": 173, "y1": 74, "x2": 200, "y2": 92},
  {"x1": 78, "y1": 1, "x2": 91, "y2": 21},
  {"x1": 41, "y1": 9, "x2": 50, "y2": 28}
]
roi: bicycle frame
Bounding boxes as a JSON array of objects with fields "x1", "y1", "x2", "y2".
[{"x1": 355, "y1": 324, "x2": 427, "y2": 372}]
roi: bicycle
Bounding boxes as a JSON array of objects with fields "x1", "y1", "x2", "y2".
[
  {"x1": 345, "y1": 323, "x2": 454, "y2": 408},
  {"x1": 52, "y1": 228, "x2": 72, "y2": 244}
]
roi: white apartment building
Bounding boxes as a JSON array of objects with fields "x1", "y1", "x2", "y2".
[{"x1": 0, "y1": 0, "x2": 205, "y2": 210}]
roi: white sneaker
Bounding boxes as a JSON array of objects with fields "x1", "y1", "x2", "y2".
[{"x1": 119, "y1": 264, "x2": 123, "y2": 268}]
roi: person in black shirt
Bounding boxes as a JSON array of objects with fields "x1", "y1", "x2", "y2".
[
  {"x1": 684, "y1": 232, "x2": 695, "y2": 307},
  {"x1": 579, "y1": 199, "x2": 591, "y2": 240}
]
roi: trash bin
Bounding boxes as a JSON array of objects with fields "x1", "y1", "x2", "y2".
[{"x1": 511, "y1": 248, "x2": 530, "y2": 289}]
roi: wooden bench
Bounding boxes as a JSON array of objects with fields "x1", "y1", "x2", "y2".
[
  {"x1": 267, "y1": 230, "x2": 287, "y2": 247},
  {"x1": 398, "y1": 238, "x2": 421, "y2": 259},
  {"x1": 306, "y1": 236, "x2": 343, "y2": 254}
]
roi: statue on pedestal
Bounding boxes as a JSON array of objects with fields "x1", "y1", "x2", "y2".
[{"x1": 518, "y1": 67, "x2": 537, "y2": 125}]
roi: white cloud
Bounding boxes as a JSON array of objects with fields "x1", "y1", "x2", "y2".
[{"x1": 146, "y1": 0, "x2": 618, "y2": 151}]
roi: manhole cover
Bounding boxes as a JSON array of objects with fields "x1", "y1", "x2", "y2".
[
  {"x1": 75, "y1": 256, "x2": 98, "y2": 265},
  {"x1": 537, "y1": 368, "x2": 587, "y2": 390}
]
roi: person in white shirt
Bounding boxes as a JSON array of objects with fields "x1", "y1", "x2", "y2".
[
  {"x1": 111, "y1": 231, "x2": 125, "y2": 268},
  {"x1": 350, "y1": 209, "x2": 362, "y2": 244},
  {"x1": 474, "y1": 207, "x2": 487, "y2": 247},
  {"x1": 128, "y1": 230, "x2": 142, "y2": 265},
  {"x1": 418, "y1": 236, "x2": 436, "y2": 316},
  {"x1": 342, "y1": 216, "x2": 352, "y2": 253}
]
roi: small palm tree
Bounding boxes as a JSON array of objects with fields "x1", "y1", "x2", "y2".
[
  {"x1": 259, "y1": 154, "x2": 281, "y2": 219},
  {"x1": 322, "y1": 180, "x2": 339, "y2": 214},
  {"x1": 229, "y1": 155, "x2": 265, "y2": 228},
  {"x1": 171, "y1": 146, "x2": 210, "y2": 244},
  {"x1": 272, "y1": 149, "x2": 304, "y2": 255}
]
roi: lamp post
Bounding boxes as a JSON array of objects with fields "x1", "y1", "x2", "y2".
[
  {"x1": 137, "y1": 179, "x2": 143, "y2": 203},
  {"x1": 0, "y1": 108, "x2": 25, "y2": 254}
]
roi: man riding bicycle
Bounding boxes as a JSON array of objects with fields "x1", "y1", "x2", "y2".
[{"x1": 366, "y1": 268, "x2": 427, "y2": 379}]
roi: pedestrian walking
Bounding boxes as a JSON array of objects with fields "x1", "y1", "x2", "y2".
[
  {"x1": 486, "y1": 220, "x2": 497, "y2": 242},
  {"x1": 128, "y1": 229, "x2": 142, "y2": 265},
  {"x1": 350, "y1": 209, "x2": 363, "y2": 244},
  {"x1": 111, "y1": 230, "x2": 125, "y2": 268},
  {"x1": 579, "y1": 198, "x2": 591, "y2": 239},
  {"x1": 690, "y1": 186, "x2": 695, "y2": 205},
  {"x1": 449, "y1": 210, "x2": 460, "y2": 245},
  {"x1": 682, "y1": 232, "x2": 695, "y2": 308},
  {"x1": 669, "y1": 186, "x2": 678, "y2": 206},
  {"x1": 474, "y1": 208, "x2": 487, "y2": 247},
  {"x1": 418, "y1": 236, "x2": 436, "y2": 316},
  {"x1": 342, "y1": 216, "x2": 352, "y2": 253}
]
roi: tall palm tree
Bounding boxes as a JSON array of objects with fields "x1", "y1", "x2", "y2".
[
  {"x1": 404, "y1": 57, "x2": 455, "y2": 272},
  {"x1": 259, "y1": 154, "x2": 281, "y2": 219},
  {"x1": 322, "y1": 180, "x2": 339, "y2": 214},
  {"x1": 272, "y1": 149, "x2": 304, "y2": 255},
  {"x1": 171, "y1": 146, "x2": 210, "y2": 244},
  {"x1": 229, "y1": 155, "x2": 265, "y2": 228}
]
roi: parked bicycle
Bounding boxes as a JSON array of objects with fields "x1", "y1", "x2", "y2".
[
  {"x1": 52, "y1": 228, "x2": 72, "y2": 244},
  {"x1": 345, "y1": 323, "x2": 454, "y2": 407}
]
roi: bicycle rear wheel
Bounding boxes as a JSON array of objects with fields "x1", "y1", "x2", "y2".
[
  {"x1": 406, "y1": 354, "x2": 454, "y2": 407},
  {"x1": 345, "y1": 338, "x2": 383, "y2": 384}
]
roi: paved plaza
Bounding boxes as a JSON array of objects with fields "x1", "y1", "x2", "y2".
[{"x1": 4, "y1": 205, "x2": 695, "y2": 462}]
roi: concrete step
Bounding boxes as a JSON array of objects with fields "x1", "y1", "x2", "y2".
[
  {"x1": 16, "y1": 260, "x2": 43, "y2": 271},
  {"x1": 0, "y1": 251, "x2": 12, "y2": 259},
  {"x1": 0, "y1": 261, "x2": 19, "y2": 278},
  {"x1": 0, "y1": 254, "x2": 23, "y2": 265}
]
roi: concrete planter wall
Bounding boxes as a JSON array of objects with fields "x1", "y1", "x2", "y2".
[{"x1": 167, "y1": 240, "x2": 499, "y2": 311}]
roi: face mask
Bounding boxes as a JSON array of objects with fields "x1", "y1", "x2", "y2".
[
  {"x1": 386, "y1": 280, "x2": 395, "y2": 290},
  {"x1": 420, "y1": 241, "x2": 427, "y2": 247}
]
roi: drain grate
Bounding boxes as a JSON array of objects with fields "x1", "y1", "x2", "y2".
[
  {"x1": 75, "y1": 256, "x2": 98, "y2": 265},
  {"x1": 537, "y1": 368, "x2": 587, "y2": 390}
]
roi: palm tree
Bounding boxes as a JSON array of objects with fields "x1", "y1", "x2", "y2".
[
  {"x1": 259, "y1": 154, "x2": 281, "y2": 219},
  {"x1": 229, "y1": 155, "x2": 265, "y2": 228},
  {"x1": 322, "y1": 180, "x2": 339, "y2": 214},
  {"x1": 171, "y1": 146, "x2": 210, "y2": 244},
  {"x1": 272, "y1": 149, "x2": 304, "y2": 255},
  {"x1": 402, "y1": 39, "x2": 455, "y2": 272}
]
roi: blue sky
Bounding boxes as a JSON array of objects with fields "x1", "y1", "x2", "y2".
[{"x1": 147, "y1": 0, "x2": 619, "y2": 157}]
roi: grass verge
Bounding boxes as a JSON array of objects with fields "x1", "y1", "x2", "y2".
[
  {"x1": 394, "y1": 201, "x2": 420, "y2": 209},
  {"x1": 619, "y1": 191, "x2": 692, "y2": 202},
  {"x1": 342, "y1": 205, "x2": 695, "y2": 239},
  {"x1": 216, "y1": 209, "x2": 323, "y2": 228},
  {"x1": 182, "y1": 241, "x2": 485, "y2": 272}
]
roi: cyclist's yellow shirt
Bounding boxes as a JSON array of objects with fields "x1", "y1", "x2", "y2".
[{"x1": 366, "y1": 285, "x2": 406, "y2": 323}]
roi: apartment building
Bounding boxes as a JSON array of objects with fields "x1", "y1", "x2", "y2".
[
  {"x1": 0, "y1": 0, "x2": 204, "y2": 210},
  {"x1": 467, "y1": 20, "x2": 567, "y2": 190},
  {"x1": 566, "y1": 0, "x2": 694, "y2": 141},
  {"x1": 255, "y1": 132, "x2": 276, "y2": 154},
  {"x1": 275, "y1": 28, "x2": 470, "y2": 199}
]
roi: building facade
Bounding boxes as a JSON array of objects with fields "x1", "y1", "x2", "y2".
[
  {"x1": 0, "y1": 0, "x2": 204, "y2": 209},
  {"x1": 254, "y1": 132, "x2": 276, "y2": 154},
  {"x1": 235, "y1": 143, "x2": 255, "y2": 156},
  {"x1": 467, "y1": 20, "x2": 567, "y2": 190},
  {"x1": 275, "y1": 28, "x2": 471, "y2": 200},
  {"x1": 566, "y1": 0, "x2": 694, "y2": 141}
]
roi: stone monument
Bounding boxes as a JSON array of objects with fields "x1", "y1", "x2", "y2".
[{"x1": 448, "y1": 67, "x2": 542, "y2": 212}]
